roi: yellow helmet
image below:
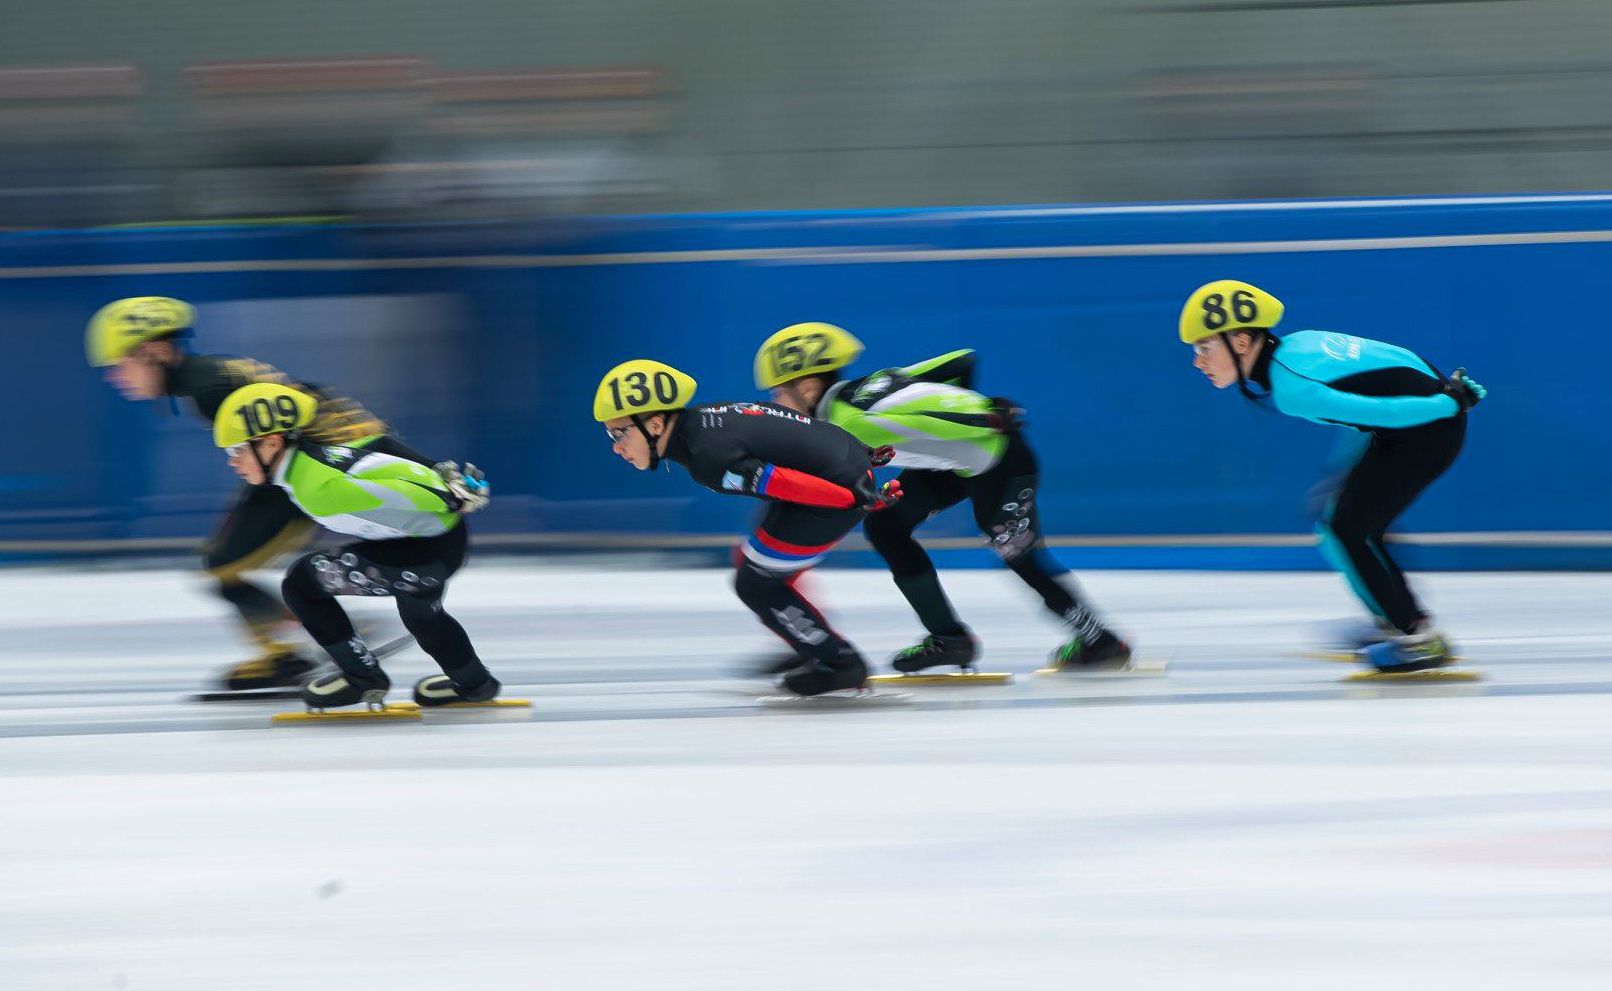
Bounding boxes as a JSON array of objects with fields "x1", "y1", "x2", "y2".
[
  {"x1": 86, "y1": 296, "x2": 196, "y2": 366},
  {"x1": 593, "y1": 359, "x2": 698, "y2": 422},
  {"x1": 213, "y1": 382, "x2": 318, "y2": 448},
  {"x1": 754, "y1": 322, "x2": 864, "y2": 388},
  {"x1": 1178, "y1": 281, "x2": 1284, "y2": 344}
]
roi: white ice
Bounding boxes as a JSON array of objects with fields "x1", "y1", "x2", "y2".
[{"x1": 3, "y1": 564, "x2": 1611, "y2": 991}]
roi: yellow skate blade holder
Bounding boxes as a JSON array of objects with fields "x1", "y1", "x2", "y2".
[
  {"x1": 867, "y1": 671, "x2": 1014, "y2": 686},
  {"x1": 1342, "y1": 668, "x2": 1483, "y2": 683},
  {"x1": 390, "y1": 699, "x2": 534, "y2": 712},
  {"x1": 272, "y1": 703, "x2": 422, "y2": 724}
]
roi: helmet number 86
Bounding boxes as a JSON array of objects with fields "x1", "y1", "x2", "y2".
[
  {"x1": 769, "y1": 333, "x2": 830, "y2": 378},
  {"x1": 608, "y1": 370, "x2": 679, "y2": 410},
  {"x1": 1202, "y1": 289, "x2": 1259, "y2": 331},
  {"x1": 236, "y1": 395, "x2": 302, "y2": 438}
]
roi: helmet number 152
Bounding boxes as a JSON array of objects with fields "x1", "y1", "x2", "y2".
[{"x1": 769, "y1": 333, "x2": 830, "y2": 378}]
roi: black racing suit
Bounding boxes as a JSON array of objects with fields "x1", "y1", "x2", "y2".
[
  {"x1": 165, "y1": 355, "x2": 386, "y2": 660},
  {"x1": 662, "y1": 401, "x2": 877, "y2": 668}
]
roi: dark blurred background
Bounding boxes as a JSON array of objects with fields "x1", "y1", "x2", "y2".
[{"x1": 4, "y1": 0, "x2": 1612, "y2": 225}]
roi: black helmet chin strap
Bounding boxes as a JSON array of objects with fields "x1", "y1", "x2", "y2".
[
  {"x1": 1225, "y1": 329, "x2": 1270, "y2": 404},
  {"x1": 250, "y1": 434, "x2": 295, "y2": 487},
  {"x1": 632, "y1": 413, "x2": 670, "y2": 471}
]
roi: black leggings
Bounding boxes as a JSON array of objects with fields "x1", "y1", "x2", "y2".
[
  {"x1": 202, "y1": 483, "x2": 315, "y2": 655},
  {"x1": 1318, "y1": 414, "x2": 1466, "y2": 634},
  {"x1": 863, "y1": 432, "x2": 1106, "y2": 640},
  {"x1": 280, "y1": 522, "x2": 490, "y2": 687},
  {"x1": 733, "y1": 503, "x2": 865, "y2": 664}
]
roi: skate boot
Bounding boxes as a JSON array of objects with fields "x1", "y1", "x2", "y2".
[
  {"x1": 300, "y1": 668, "x2": 392, "y2": 710},
  {"x1": 1047, "y1": 629, "x2": 1132, "y2": 671},
  {"x1": 781, "y1": 651, "x2": 869, "y2": 697},
  {"x1": 413, "y1": 674, "x2": 502, "y2": 707},
  {"x1": 890, "y1": 632, "x2": 979, "y2": 674},
  {"x1": 220, "y1": 650, "x2": 318, "y2": 691},
  {"x1": 1361, "y1": 629, "x2": 1455, "y2": 674}
]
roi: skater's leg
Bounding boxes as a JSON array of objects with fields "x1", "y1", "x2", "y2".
[
  {"x1": 1321, "y1": 416, "x2": 1465, "y2": 636},
  {"x1": 862, "y1": 470, "x2": 970, "y2": 638},
  {"x1": 736, "y1": 505, "x2": 868, "y2": 695},
  {"x1": 204, "y1": 484, "x2": 317, "y2": 688},
  {"x1": 280, "y1": 552, "x2": 367, "y2": 674},
  {"x1": 967, "y1": 435, "x2": 1125, "y2": 665}
]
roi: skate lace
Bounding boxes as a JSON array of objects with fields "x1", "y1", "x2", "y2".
[{"x1": 895, "y1": 636, "x2": 943, "y2": 659}]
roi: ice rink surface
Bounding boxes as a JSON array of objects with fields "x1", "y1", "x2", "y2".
[{"x1": 4, "y1": 562, "x2": 1611, "y2": 990}]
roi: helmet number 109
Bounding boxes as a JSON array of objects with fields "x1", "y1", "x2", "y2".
[
  {"x1": 608, "y1": 370, "x2": 679, "y2": 411},
  {"x1": 1201, "y1": 289, "x2": 1260, "y2": 331},
  {"x1": 236, "y1": 395, "x2": 302, "y2": 439},
  {"x1": 769, "y1": 333, "x2": 830, "y2": 378}
]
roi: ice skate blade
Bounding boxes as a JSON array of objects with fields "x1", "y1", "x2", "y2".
[
  {"x1": 1034, "y1": 659, "x2": 1168, "y2": 678},
  {"x1": 868, "y1": 672, "x2": 1013, "y2": 686},
  {"x1": 757, "y1": 688, "x2": 913, "y2": 707},
  {"x1": 190, "y1": 688, "x2": 303, "y2": 703},
  {"x1": 1301, "y1": 650, "x2": 1363, "y2": 664},
  {"x1": 1342, "y1": 668, "x2": 1483, "y2": 683},
  {"x1": 1303, "y1": 650, "x2": 1466, "y2": 665},
  {"x1": 272, "y1": 704, "x2": 422, "y2": 724},
  {"x1": 392, "y1": 698, "x2": 533, "y2": 712}
]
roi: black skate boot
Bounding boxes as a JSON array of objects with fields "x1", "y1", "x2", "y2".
[
  {"x1": 781, "y1": 651, "x2": 869, "y2": 697},
  {"x1": 890, "y1": 632, "x2": 979, "y2": 673},
  {"x1": 413, "y1": 673, "x2": 502, "y2": 707},
  {"x1": 1048, "y1": 629, "x2": 1132, "y2": 671},
  {"x1": 220, "y1": 650, "x2": 317, "y2": 691},
  {"x1": 300, "y1": 668, "x2": 392, "y2": 710}
]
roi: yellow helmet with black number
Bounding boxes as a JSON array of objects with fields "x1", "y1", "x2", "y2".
[
  {"x1": 86, "y1": 296, "x2": 196, "y2": 366},
  {"x1": 754, "y1": 322, "x2": 864, "y2": 389},
  {"x1": 213, "y1": 382, "x2": 318, "y2": 448},
  {"x1": 593, "y1": 359, "x2": 698, "y2": 422},
  {"x1": 1178, "y1": 281, "x2": 1284, "y2": 344}
]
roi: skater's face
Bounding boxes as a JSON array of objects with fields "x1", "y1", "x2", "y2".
[
  {"x1": 105, "y1": 343, "x2": 174, "y2": 400},
  {"x1": 227, "y1": 435, "x2": 285, "y2": 485},
  {"x1": 605, "y1": 415, "x2": 661, "y2": 470},
  {"x1": 1191, "y1": 333, "x2": 1253, "y2": 389}
]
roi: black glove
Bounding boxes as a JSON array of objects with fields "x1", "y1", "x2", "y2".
[
  {"x1": 1441, "y1": 368, "x2": 1486, "y2": 413},
  {"x1": 868, "y1": 445, "x2": 896, "y2": 468},
  {"x1": 852, "y1": 472, "x2": 903, "y2": 511},
  {"x1": 985, "y1": 397, "x2": 1025, "y2": 433}
]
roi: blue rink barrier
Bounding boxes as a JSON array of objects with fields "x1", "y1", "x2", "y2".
[{"x1": 1, "y1": 193, "x2": 1609, "y2": 568}]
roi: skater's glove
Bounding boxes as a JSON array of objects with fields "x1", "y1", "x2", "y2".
[
  {"x1": 868, "y1": 444, "x2": 896, "y2": 468},
  {"x1": 853, "y1": 472, "x2": 903, "y2": 512},
  {"x1": 1441, "y1": 368, "x2": 1486, "y2": 413},
  {"x1": 434, "y1": 461, "x2": 491, "y2": 513},
  {"x1": 985, "y1": 397, "x2": 1025, "y2": 434}
]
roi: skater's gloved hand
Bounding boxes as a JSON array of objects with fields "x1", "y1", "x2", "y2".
[
  {"x1": 434, "y1": 461, "x2": 491, "y2": 513},
  {"x1": 985, "y1": 397, "x2": 1025, "y2": 433},
  {"x1": 868, "y1": 444, "x2": 896, "y2": 468},
  {"x1": 853, "y1": 472, "x2": 903, "y2": 511},
  {"x1": 1442, "y1": 368, "x2": 1486, "y2": 412}
]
